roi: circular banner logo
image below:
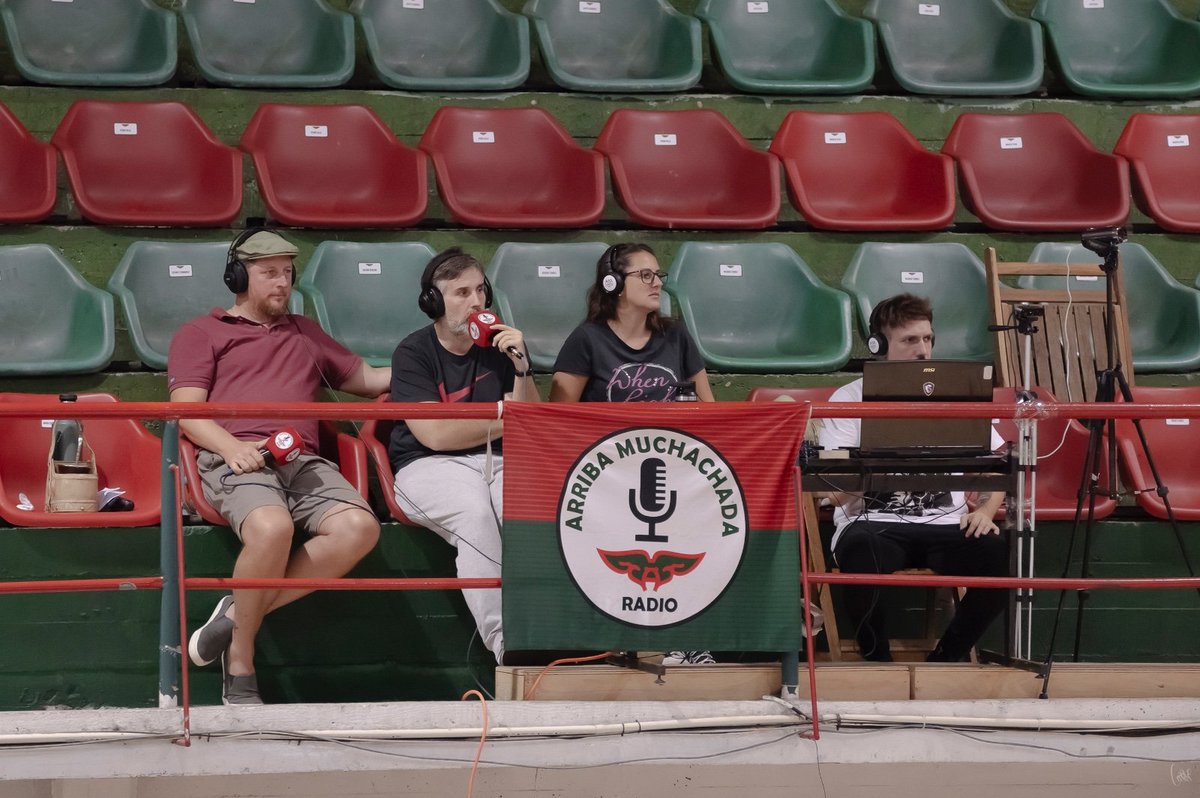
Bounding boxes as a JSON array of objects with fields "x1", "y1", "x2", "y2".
[{"x1": 557, "y1": 427, "x2": 747, "y2": 627}]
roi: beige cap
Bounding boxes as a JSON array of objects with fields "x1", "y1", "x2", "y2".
[{"x1": 235, "y1": 230, "x2": 299, "y2": 261}]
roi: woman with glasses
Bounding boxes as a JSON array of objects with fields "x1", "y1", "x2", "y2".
[{"x1": 550, "y1": 242, "x2": 714, "y2": 403}]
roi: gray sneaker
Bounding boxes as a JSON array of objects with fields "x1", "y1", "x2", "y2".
[
  {"x1": 188, "y1": 595, "x2": 234, "y2": 667},
  {"x1": 221, "y1": 653, "x2": 263, "y2": 705}
]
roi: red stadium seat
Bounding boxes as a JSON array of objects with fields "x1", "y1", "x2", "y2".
[
  {"x1": 941, "y1": 112, "x2": 1129, "y2": 232},
  {"x1": 240, "y1": 103, "x2": 426, "y2": 228},
  {"x1": 594, "y1": 108, "x2": 780, "y2": 229},
  {"x1": 0, "y1": 102, "x2": 55, "y2": 223},
  {"x1": 769, "y1": 111, "x2": 955, "y2": 231},
  {"x1": 1115, "y1": 386, "x2": 1200, "y2": 520},
  {"x1": 0, "y1": 393, "x2": 162, "y2": 527},
  {"x1": 991, "y1": 387, "x2": 1115, "y2": 521},
  {"x1": 1114, "y1": 113, "x2": 1200, "y2": 233},
  {"x1": 358, "y1": 396, "x2": 417, "y2": 527},
  {"x1": 51, "y1": 100, "x2": 242, "y2": 226},
  {"x1": 179, "y1": 422, "x2": 368, "y2": 527},
  {"x1": 418, "y1": 106, "x2": 604, "y2": 228}
]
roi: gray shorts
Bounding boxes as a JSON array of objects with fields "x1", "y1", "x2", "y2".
[{"x1": 196, "y1": 450, "x2": 370, "y2": 540}]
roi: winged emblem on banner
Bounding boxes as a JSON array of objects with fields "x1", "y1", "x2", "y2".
[{"x1": 597, "y1": 549, "x2": 706, "y2": 591}]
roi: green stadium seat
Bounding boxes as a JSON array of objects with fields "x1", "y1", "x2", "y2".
[
  {"x1": 295, "y1": 241, "x2": 437, "y2": 368},
  {"x1": 107, "y1": 241, "x2": 303, "y2": 372},
  {"x1": 1032, "y1": 0, "x2": 1200, "y2": 99},
  {"x1": 0, "y1": 0, "x2": 175, "y2": 86},
  {"x1": 487, "y1": 242, "x2": 612, "y2": 373},
  {"x1": 0, "y1": 101, "x2": 55, "y2": 223},
  {"x1": 523, "y1": 0, "x2": 701, "y2": 92},
  {"x1": 864, "y1": 0, "x2": 1043, "y2": 96},
  {"x1": 180, "y1": 0, "x2": 354, "y2": 88},
  {"x1": 841, "y1": 242, "x2": 992, "y2": 362},
  {"x1": 666, "y1": 242, "x2": 853, "y2": 374},
  {"x1": 0, "y1": 393, "x2": 163, "y2": 528},
  {"x1": 1024, "y1": 242, "x2": 1200, "y2": 374},
  {"x1": 353, "y1": 0, "x2": 530, "y2": 91},
  {"x1": 0, "y1": 244, "x2": 113, "y2": 376},
  {"x1": 694, "y1": 0, "x2": 874, "y2": 94}
]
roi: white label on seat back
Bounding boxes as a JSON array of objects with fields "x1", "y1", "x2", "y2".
[
  {"x1": 720, "y1": 264, "x2": 743, "y2": 277},
  {"x1": 403, "y1": 0, "x2": 425, "y2": 7},
  {"x1": 51, "y1": 0, "x2": 74, "y2": 4},
  {"x1": 1166, "y1": 418, "x2": 1190, "y2": 426},
  {"x1": 654, "y1": 133, "x2": 677, "y2": 146},
  {"x1": 746, "y1": 2, "x2": 769, "y2": 12},
  {"x1": 358, "y1": 262, "x2": 382, "y2": 275},
  {"x1": 901, "y1": 271, "x2": 924, "y2": 284},
  {"x1": 305, "y1": 125, "x2": 329, "y2": 138},
  {"x1": 1000, "y1": 136, "x2": 1023, "y2": 149},
  {"x1": 1083, "y1": 0, "x2": 1104, "y2": 8},
  {"x1": 824, "y1": 131, "x2": 847, "y2": 145},
  {"x1": 538, "y1": 265, "x2": 561, "y2": 277},
  {"x1": 168, "y1": 264, "x2": 193, "y2": 278},
  {"x1": 473, "y1": 131, "x2": 496, "y2": 144},
  {"x1": 233, "y1": 0, "x2": 256, "y2": 4},
  {"x1": 918, "y1": 4, "x2": 940, "y2": 15},
  {"x1": 1168, "y1": 134, "x2": 1191, "y2": 147},
  {"x1": 113, "y1": 123, "x2": 138, "y2": 136},
  {"x1": 579, "y1": 1, "x2": 601, "y2": 12},
  {"x1": 41, "y1": 419, "x2": 55, "y2": 428},
  {"x1": 1073, "y1": 275, "x2": 1100, "y2": 282}
]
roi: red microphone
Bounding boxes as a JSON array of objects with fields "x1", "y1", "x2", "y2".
[
  {"x1": 468, "y1": 310, "x2": 525, "y2": 360},
  {"x1": 222, "y1": 427, "x2": 302, "y2": 476}
]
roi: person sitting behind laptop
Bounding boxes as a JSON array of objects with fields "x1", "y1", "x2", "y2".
[{"x1": 817, "y1": 293, "x2": 1007, "y2": 662}]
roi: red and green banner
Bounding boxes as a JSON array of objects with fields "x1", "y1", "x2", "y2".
[{"x1": 502, "y1": 402, "x2": 807, "y2": 652}]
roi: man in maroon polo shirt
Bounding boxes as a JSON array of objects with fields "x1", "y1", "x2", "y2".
[{"x1": 167, "y1": 230, "x2": 390, "y2": 705}]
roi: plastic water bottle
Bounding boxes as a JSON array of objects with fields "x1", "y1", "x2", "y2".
[{"x1": 50, "y1": 394, "x2": 83, "y2": 463}]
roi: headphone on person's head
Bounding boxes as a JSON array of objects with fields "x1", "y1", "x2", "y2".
[
  {"x1": 599, "y1": 245, "x2": 625, "y2": 295},
  {"x1": 866, "y1": 301, "x2": 889, "y2": 358},
  {"x1": 418, "y1": 247, "x2": 493, "y2": 320},
  {"x1": 224, "y1": 227, "x2": 296, "y2": 294}
]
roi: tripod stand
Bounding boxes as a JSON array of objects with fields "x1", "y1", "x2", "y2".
[{"x1": 1038, "y1": 228, "x2": 1200, "y2": 698}]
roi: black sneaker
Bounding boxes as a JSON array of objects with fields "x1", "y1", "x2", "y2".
[
  {"x1": 221, "y1": 652, "x2": 263, "y2": 706},
  {"x1": 188, "y1": 595, "x2": 234, "y2": 667}
]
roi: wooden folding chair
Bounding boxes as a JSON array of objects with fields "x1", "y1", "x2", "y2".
[{"x1": 984, "y1": 247, "x2": 1136, "y2": 401}]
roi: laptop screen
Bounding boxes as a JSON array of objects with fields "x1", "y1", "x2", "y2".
[{"x1": 858, "y1": 360, "x2": 995, "y2": 455}]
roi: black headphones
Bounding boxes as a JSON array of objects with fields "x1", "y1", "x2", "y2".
[
  {"x1": 599, "y1": 245, "x2": 624, "y2": 295},
  {"x1": 224, "y1": 227, "x2": 296, "y2": 294},
  {"x1": 418, "y1": 247, "x2": 493, "y2": 320},
  {"x1": 866, "y1": 301, "x2": 889, "y2": 358}
]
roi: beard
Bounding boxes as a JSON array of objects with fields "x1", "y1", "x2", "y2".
[{"x1": 253, "y1": 293, "x2": 290, "y2": 320}]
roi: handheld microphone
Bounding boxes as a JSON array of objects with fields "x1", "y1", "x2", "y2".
[
  {"x1": 222, "y1": 427, "x2": 302, "y2": 477},
  {"x1": 468, "y1": 310, "x2": 525, "y2": 360}
]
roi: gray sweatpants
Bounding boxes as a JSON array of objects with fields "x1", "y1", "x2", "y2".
[{"x1": 393, "y1": 453, "x2": 504, "y2": 662}]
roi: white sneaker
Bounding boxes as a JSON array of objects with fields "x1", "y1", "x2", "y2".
[{"x1": 663, "y1": 650, "x2": 716, "y2": 665}]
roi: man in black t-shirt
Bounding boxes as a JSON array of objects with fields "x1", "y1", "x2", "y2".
[{"x1": 388, "y1": 248, "x2": 538, "y2": 663}]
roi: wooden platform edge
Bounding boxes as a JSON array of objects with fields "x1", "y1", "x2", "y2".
[{"x1": 496, "y1": 662, "x2": 1200, "y2": 702}]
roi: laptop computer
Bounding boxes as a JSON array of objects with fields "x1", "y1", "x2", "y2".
[{"x1": 858, "y1": 359, "x2": 995, "y2": 456}]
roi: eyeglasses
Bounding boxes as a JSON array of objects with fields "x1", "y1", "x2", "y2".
[{"x1": 623, "y1": 269, "x2": 667, "y2": 285}]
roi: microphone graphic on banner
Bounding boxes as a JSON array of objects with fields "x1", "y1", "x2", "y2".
[
  {"x1": 222, "y1": 427, "x2": 302, "y2": 477},
  {"x1": 468, "y1": 310, "x2": 525, "y2": 360},
  {"x1": 630, "y1": 457, "x2": 677, "y2": 543}
]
